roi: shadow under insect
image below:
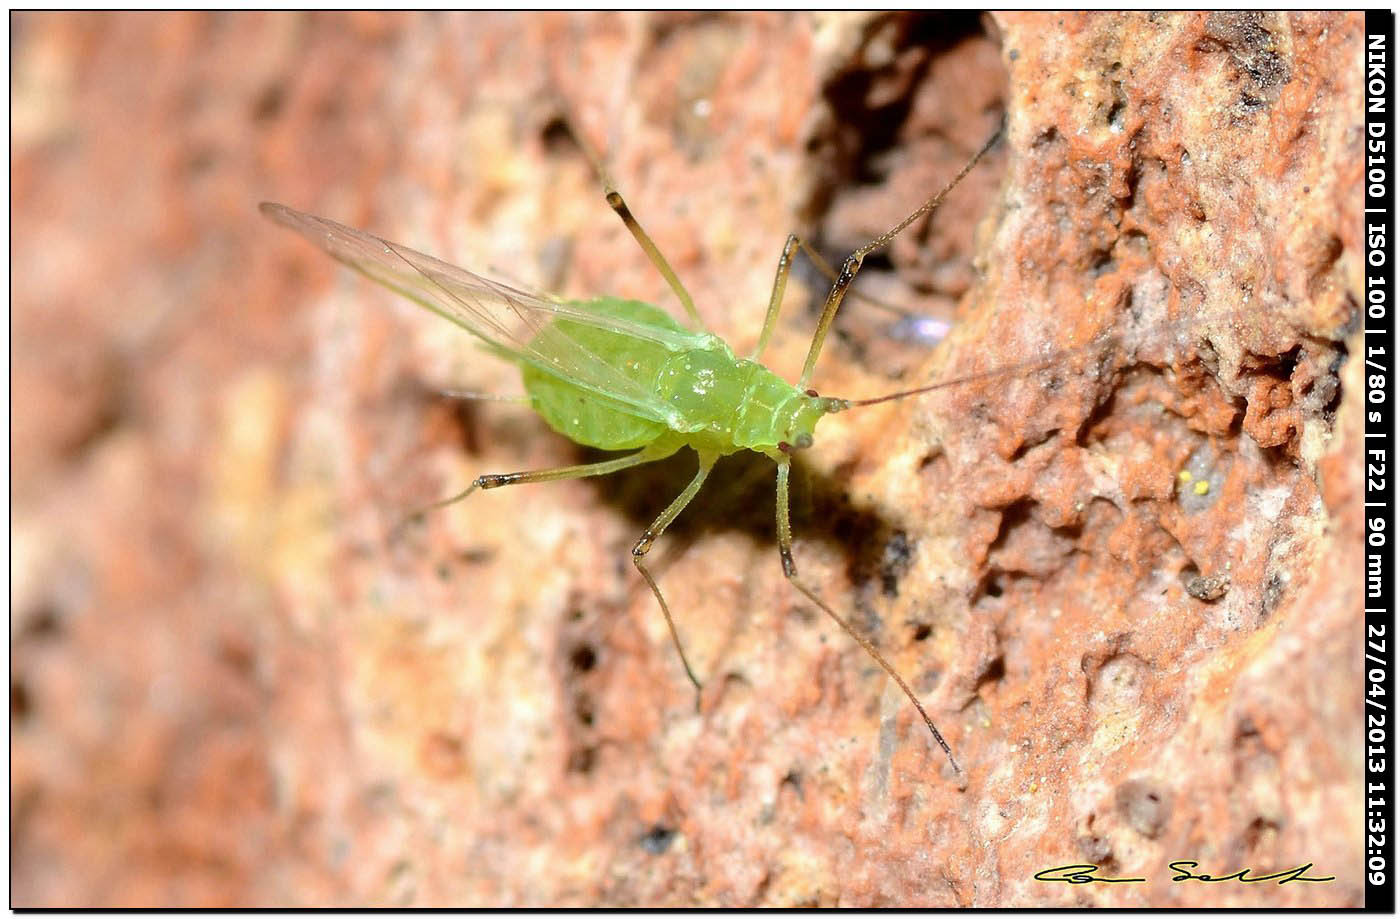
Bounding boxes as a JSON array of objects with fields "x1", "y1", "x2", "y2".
[{"x1": 580, "y1": 445, "x2": 905, "y2": 616}]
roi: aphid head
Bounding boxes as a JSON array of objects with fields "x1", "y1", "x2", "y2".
[{"x1": 776, "y1": 391, "x2": 850, "y2": 454}]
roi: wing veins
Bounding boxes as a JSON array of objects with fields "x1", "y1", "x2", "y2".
[{"x1": 261, "y1": 203, "x2": 693, "y2": 425}]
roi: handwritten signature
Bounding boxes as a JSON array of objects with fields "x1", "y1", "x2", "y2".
[{"x1": 1034, "y1": 861, "x2": 1336, "y2": 885}]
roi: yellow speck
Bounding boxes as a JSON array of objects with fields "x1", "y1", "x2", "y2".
[
  {"x1": 1177, "y1": 470, "x2": 1193, "y2": 484},
  {"x1": 1193, "y1": 480, "x2": 1210, "y2": 496}
]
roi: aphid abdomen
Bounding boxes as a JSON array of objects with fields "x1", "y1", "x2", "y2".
[
  {"x1": 523, "y1": 365, "x2": 669, "y2": 450},
  {"x1": 520, "y1": 297, "x2": 685, "y2": 450}
]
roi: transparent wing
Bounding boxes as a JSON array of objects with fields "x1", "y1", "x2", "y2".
[{"x1": 260, "y1": 202, "x2": 697, "y2": 423}]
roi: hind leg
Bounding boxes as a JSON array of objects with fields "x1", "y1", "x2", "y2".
[
  {"x1": 774, "y1": 457, "x2": 961, "y2": 773},
  {"x1": 392, "y1": 449, "x2": 665, "y2": 539}
]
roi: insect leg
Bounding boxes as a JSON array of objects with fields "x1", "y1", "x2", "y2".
[
  {"x1": 632, "y1": 450, "x2": 718, "y2": 701},
  {"x1": 561, "y1": 114, "x2": 705, "y2": 330},
  {"x1": 393, "y1": 449, "x2": 663, "y2": 538},
  {"x1": 432, "y1": 388, "x2": 530, "y2": 404},
  {"x1": 603, "y1": 189, "x2": 704, "y2": 330},
  {"x1": 797, "y1": 251, "x2": 864, "y2": 389},
  {"x1": 546, "y1": 106, "x2": 705, "y2": 327},
  {"x1": 774, "y1": 458, "x2": 961, "y2": 774},
  {"x1": 751, "y1": 235, "x2": 920, "y2": 362},
  {"x1": 796, "y1": 123, "x2": 1004, "y2": 388},
  {"x1": 750, "y1": 235, "x2": 803, "y2": 362},
  {"x1": 753, "y1": 234, "x2": 849, "y2": 362}
]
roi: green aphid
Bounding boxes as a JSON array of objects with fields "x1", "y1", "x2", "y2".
[{"x1": 260, "y1": 126, "x2": 1003, "y2": 776}]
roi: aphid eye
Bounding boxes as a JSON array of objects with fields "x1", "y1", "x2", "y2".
[{"x1": 805, "y1": 388, "x2": 819, "y2": 398}]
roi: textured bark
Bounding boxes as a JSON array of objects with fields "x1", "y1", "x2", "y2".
[{"x1": 12, "y1": 11, "x2": 1362, "y2": 906}]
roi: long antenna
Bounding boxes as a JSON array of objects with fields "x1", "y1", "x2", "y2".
[
  {"x1": 835, "y1": 309, "x2": 1255, "y2": 411},
  {"x1": 797, "y1": 117, "x2": 1006, "y2": 388},
  {"x1": 847, "y1": 116, "x2": 1006, "y2": 261},
  {"x1": 843, "y1": 341, "x2": 1110, "y2": 409}
]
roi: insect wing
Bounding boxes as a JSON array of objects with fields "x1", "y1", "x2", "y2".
[{"x1": 260, "y1": 203, "x2": 682, "y2": 423}]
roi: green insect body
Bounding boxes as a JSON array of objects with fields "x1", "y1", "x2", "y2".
[
  {"x1": 260, "y1": 127, "x2": 998, "y2": 777},
  {"x1": 521, "y1": 296, "x2": 833, "y2": 457}
]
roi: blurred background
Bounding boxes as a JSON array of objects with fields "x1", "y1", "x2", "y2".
[
  {"x1": 11, "y1": 11, "x2": 1367, "y2": 908},
  {"x1": 12, "y1": 11, "x2": 1007, "y2": 905}
]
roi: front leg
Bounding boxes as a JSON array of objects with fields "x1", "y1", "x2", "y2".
[
  {"x1": 774, "y1": 458, "x2": 961, "y2": 774},
  {"x1": 632, "y1": 451, "x2": 718, "y2": 701}
]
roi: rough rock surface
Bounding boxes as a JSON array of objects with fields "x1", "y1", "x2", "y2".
[{"x1": 12, "y1": 11, "x2": 1362, "y2": 907}]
